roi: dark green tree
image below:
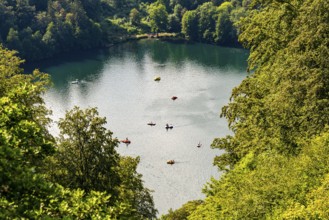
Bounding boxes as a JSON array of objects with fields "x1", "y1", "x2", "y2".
[
  {"x1": 6, "y1": 28, "x2": 22, "y2": 52},
  {"x1": 14, "y1": 0, "x2": 36, "y2": 29},
  {"x1": 197, "y1": 2, "x2": 216, "y2": 42},
  {"x1": 129, "y1": 8, "x2": 142, "y2": 25},
  {"x1": 214, "y1": 1, "x2": 237, "y2": 45},
  {"x1": 168, "y1": 14, "x2": 181, "y2": 32},
  {"x1": 50, "y1": 107, "x2": 121, "y2": 195},
  {"x1": 116, "y1": 156, "x2": 157, "y2": 219},
  {"x1": 42, "y1": 22, "x2": 57, "y2": 56},
  {"x1": 0, "y1": 1, "x2": 15, "y2": 41},
  {"x1": 48, "y1": 106, "x2": 157, "y2": 219},
  {"x1": 148, "y1": 2, "x2": 169, "y2": 33},
  {"x1": 215, "y1": 10, "x2": 235, "y2": 45},
  {"x1": 181, "y1": 10, "x2": 198, "y2": 40}
]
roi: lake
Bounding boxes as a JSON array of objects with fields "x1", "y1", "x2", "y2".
[{"x1": 26, "y1": 39, "x2": 249, "y2": 215}]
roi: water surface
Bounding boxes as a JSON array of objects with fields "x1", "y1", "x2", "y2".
[{"x1": 27, "y1": 39, "x2": 248, "y2": 215}]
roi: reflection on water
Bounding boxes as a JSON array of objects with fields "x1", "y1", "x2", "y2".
[{"x1": 26, "y1": 39, "x2": 248, "y2": 215}]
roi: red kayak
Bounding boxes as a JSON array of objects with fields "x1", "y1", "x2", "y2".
[{"x1": 121, "y1": 139, "x2": 131, "y2": 144}]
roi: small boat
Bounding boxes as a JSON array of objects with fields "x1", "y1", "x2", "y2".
[
  {"x1": 154, "y1": 76, "x2": 161, "y2": 81},
  {"x1": 197, "y1": 142, "x2": 202, "y2": 148},
  {"x1": 171, "y1": 96, "x2": 178, "y2": 101},
  {"x1": 71, "y1": 79, "x2": 79, "y2": 84},
  {"x1": 167, "y1": 160, "x2": 175, "y2": 165},
  {"x1": 147, "y1": 122, "x2": 156, "y2": 126},
  {"x1": 121, "y1": 138, "x2": 131, "y2": 144},
  {"x1": 165, "y1": 124, "x2": 173, "y2": 129}
]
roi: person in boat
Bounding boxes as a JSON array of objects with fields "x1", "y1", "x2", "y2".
[
  {"x1": 121, "y1": 138, "x2": 131, "y2": 144},
  {"x1": 166, "y1": 124, "x2": 173, "y2": 129},
  {"x1": 148, "y1": 122, "x2": 156, "y2": 126},
  {"x1": 121, "y1": 137, "x2": 128, "y2": 142}
]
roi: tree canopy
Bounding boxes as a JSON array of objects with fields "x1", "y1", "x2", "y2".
[
  {"x1": 162, "y1": 0, "x2": 329, "y2": 218},
  {"x1": 0, "y1": 0, "x2": 246, "y2": 61},
  {"x1": 4, "y1": 0, "x2": 329, "y2": 219}
]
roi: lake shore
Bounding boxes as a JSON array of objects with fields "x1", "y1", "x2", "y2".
[
  {"x1": 105, "y1": 33, "x2": 188, "y2": 47},
  {"x1": 28, "y1": 40, "x2": 248, "y2": 215}
]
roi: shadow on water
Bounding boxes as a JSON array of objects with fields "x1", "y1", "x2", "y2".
[
  {"x1": 24, "y1": 39, "x2": 248, "y2": 83},
  {"x1": 23, "y1": 49, "x2": 111, "y2": 90},
  {"x1": 137, "y1": 39, "x2": 249, "y2": 71}
]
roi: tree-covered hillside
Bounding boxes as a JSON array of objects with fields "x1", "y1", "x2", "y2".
[
  {"x1": 0, "y1": 0, "x2": 248, "y2": 61},
  {"x1": 4, "y1": 0, "x2": 329, "y2": 219},
  {"x1": 0, "y1": 45, "x2": 156, "y2": 219},
  {"x1": 161, "y1": 0, "x2": 329, "y2": 219}
]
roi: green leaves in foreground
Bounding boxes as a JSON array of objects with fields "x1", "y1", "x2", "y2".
[
  {"x1": 160, "y1": 200, "x2": 203, "y2": 220},
  {"x1": 189, "y1": 131, "x2": 329, "y2": 219},
  {"x1": 45, "y1": 106, "x2": 157, "y2": 219},
  {"x1": 0, "y1": 45, "x2": 156, "y2": 219},
  {"x1": 214, "y1": 0, "x2": 329, "y2": 169},
  {"x1": 166, "y1": 0, "x2": 329, "y2": 219},
  {"x1": 50, "y1": 107, "x2": 121, "y2": 194}
]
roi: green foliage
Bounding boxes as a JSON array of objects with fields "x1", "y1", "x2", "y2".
[
  {"x1": 302, "y1": 174, "x2": 329, "y2": 219},
  {"x1": 197, "y1": 2, "x2": 216, "y2": 42},
  {"x1": 160, "y1": 200, "x2": 203, "y2": 220},
  {"x1": 6, "y1": 28, "x2": 22, "y2": 52},
  {"x1": 181, "y1": 1, "x2": 243, "y2": 45},
  {"x1": 168, "y1": 0, "x2": 329, "y2": 218},
  {"x1": 0, "y1": 45, "x2": 54, "y2": 166},
  {"x1": 0, "y1": 0, "x2": 245, "y2": 61},
  {"x1": 215, "y1": 2, "x2": 237, "y2": 45},
  {"x1": 0, "y1": 43, "x2": 156, "y2": 219},
  {"x1": 181, "y1": 10, "x2": 199, "y2": 40},
  {"x1": 214, "y1": 0, "x2": 329, "y2": 168},
  {"x1": 189, "y1": 131, "x2": 329, "y2": 219},
  {"x1": 148, "y1": 2, "x2": 169, "y2": 32},
  {"x1": 0, "y1": 45, "x2": 65, "y2": 218},
  {"x1": 45, "y1": 106, "x2": 157, "y2": 219},
  {"x1": 48, "y1": 107, "x2": 121, "y2": 194},
  {"x1": 38, "y1": 187, "x2": 115, "y2": 219},
  {"x1": 1, "y1": 0, "x2": 115, "y2": 60},
  {"x1": 130, "y1": 8, "x2": 142, "y2": 25},
  {"x1": 168, "y1": 14, "x2": 181, "y2": 32},
  {"x1": 116, "y1": 156, "x2": 157, "y2": 219}
]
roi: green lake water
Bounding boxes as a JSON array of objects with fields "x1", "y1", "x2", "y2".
[{"x1": 26, "y1": 39, "x2": 249, "y2": 215}]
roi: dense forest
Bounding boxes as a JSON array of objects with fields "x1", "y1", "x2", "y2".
[
  {"x1": 0, "y1": 0, "x2": 248, "y2": 61},
  {"x1": 2, "y1": 0, "x2": 329, "y2": 219},
  {"x1": 162, "y1": 0, "x2": 329, "y2": 219}
]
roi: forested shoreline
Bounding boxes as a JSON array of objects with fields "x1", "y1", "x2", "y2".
[
  {"x1": 162, "y1": 0, "x2": 329, "y2": 219},
  {"x1": 2, "y1": 0, "x2": 329, "y2": 219},
  {"x1": 0, "y1": 0, "x2": 247, "y2": 61}
]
